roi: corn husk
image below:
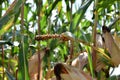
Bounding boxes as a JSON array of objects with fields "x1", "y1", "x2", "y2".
[
  {"x1": 102, "y1": 26, "x2": 120, "y2": 66},
  {"x1": 114, "y1": 32, "x2": 120, "y2": 48},
  {"x1": 54, "y1": 63, "x2": 93, "y2": 80}
]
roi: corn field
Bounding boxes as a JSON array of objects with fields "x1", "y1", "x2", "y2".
[{"x1": 0, "y1": 0, "x2": 120, "y2": 80}]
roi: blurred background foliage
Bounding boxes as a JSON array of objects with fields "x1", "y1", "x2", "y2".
[{"x1": 0, "y1": 0, "x2": 120, "y2": 80}]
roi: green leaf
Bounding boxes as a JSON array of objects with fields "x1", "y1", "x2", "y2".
[
  {"x1": 97, "y1": 0, "x2": 120, "y2": 12},
  {"x1": 80, "y1": 32, "x2": 91, "y2": 42},
  {"x1": 0, "y1": 15, "x2": 14, "y2": 35},
  {"x1": 18, "y1": 35, "x2": 30, "y2": 80},
  {"x1": 86, "y1": 46, "x2": 95, "y2": 78},
  {"x1": 0, "y1": 0, "x2": 23, "y2": 36},
  {"x1": 65, "y1": 0, "x2": 71, "y2": 21},
  {"x1": 70, "y1": 0, "x2": 93, "y2": 32},
  {"x1": 40, "y1": 0, "x2": 62, "y2": 30},
  {"x1": 46, "y1": 0, "x2": 62, "y2": 17}
]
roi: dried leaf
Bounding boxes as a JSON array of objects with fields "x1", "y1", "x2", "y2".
[
  {"x1": 96, "y1": 61, "x2": 106, "y2": 72},
  {"x1": 28, "y1": 50, "x2": 45, "y2": 80},
  {"x1": 96, "y1": 33, "x2": 105, "y2": 48},
  {"x1": 54, "y1": 63, "x2": 93, "y2": 80},
  {"x1": 71, "y1": 51, "x2": 107, "y2": 72},
  {"x1": 71, "y1": 52, "x2": 88, "y2": 70},
  {"x1": 102, "y1": 26, "x2": 120, "y2": 66},
  {"x1": 114, "y1": 32, "x2": 120, "y2": 48}
]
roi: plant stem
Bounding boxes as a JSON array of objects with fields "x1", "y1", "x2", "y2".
[
  {"x1": 37, "y1": 0, "x2": 42, "y2": 80},
  {"x1": 21, "y1": 3, "x2": 27, "y2": 80},
  {"x1": 92, "y1": 0, "x2": 98, "y2": 73},
  {"x1": 2, "y1": 45, "x2": 4, "y2": 80},
  {"x1": 69, "y1": 1, "x2": 74, "y2": 64}
]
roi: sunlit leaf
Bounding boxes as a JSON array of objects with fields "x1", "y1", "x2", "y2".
[
  {"x1": 70, "y1": 0, "x2": 93, "y2": 32},
  {"x1": 57, "y1": 1, "x2": 62, "y2": 13},
  {"x1": 97, "y1": 0, "x2": 120, "y2": 12},
  {"x1": 0, "y1": 0, "x2": 23, "y2": 35},
  {"x1": 24, "y1": 3, "x2": 31, "y2": 21},
  {"x1": 65, "y1": 0, "x2": 71, "y2": 21},
  {"x1": 86, "y1": 46, "x2": 95, "y2": 78},
  {"x1": 1, "y1": 0, "x2": 120, "y2": 79},
  {"x1": 46, "y1": 0, "x2": 62, "y2": 17},
  {"x1": 40, "y1": 0, "x2": 62, "y2": 30},
  {"x1": 0, "y1": 16, "x2": 14, "y2": 35}
]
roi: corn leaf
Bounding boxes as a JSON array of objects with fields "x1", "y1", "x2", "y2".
[{"x1": 0, "y1": 0, "x2": 23, "y2": 36}]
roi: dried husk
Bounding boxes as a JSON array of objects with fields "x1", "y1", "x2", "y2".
[
  {"x1": 102, "y1": 26, "x2": 120, "y2": 66},
  {"x1": 114, "y1": 32, "x2": 120, "y2": 48},
  {"x1": 54, "y1": 63, "x2": 93, "y2": 80}
]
